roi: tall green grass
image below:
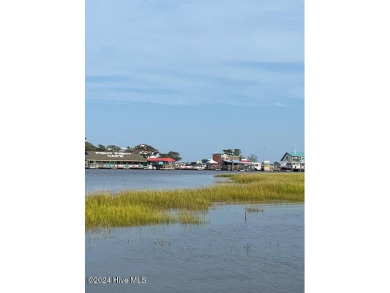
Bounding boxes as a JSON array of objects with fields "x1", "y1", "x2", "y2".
[{"x1": 86, "y1": 173, "x2": 304, "y2": 229}]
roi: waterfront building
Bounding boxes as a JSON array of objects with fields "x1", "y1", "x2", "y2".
[
  {"x1": 85, "y1": 151, "x2": 147, "y2": 169},
  {"x1": 223, "y1": 160, "x2": 246, "y2": 171},
  {"x1": 206, "y1": 159, "x2": 219, "y2": 170},
  {"x1": 212, "y1": 151, "x2": 245, "y2": 170},
  {"x1": 212, "y1": 152, "x2": 228, "y2": 167},
  {"x1": 273, "y1": 161, "x2": 284, "y2": 171},
  {"x1": 280, "y1": 152, "x2": 305, "y2": 171},
  {"x1": 147, "y1": 158, "x2": 175, "y2": 170},
  {"x1": 281, "y1": 152, "x2": 305, "y2": 162}
]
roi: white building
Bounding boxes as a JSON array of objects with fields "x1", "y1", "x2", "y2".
[{"x1": 280, "y1": 152, "x2": 305, "y2": 171}]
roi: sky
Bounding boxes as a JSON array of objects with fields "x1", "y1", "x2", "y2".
[{"x1": 85, "y1": 0, "x2": 304, "y2": 162}]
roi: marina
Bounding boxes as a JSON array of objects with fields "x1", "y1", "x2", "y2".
[{"x1": 85, "y1": 150, "x2": 305, "y2": 172}]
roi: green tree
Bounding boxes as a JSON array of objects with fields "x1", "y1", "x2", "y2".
[
  {"x1": 85, "y1": 141, "x2": 97, "y2": 151},
  {"x1": 106, "y1": 145, "x2": 122, "y2": 152},
  {"x1": 223, "y1": 149, "x2": 241, "y2": 156},
  {"x1": 133, "y1": 144, "x2": 159, "y2": 158},
  {"x1": 160, "y1": 151, "x2": 182, "y2": 161},
  {"x1": 124, "y1": 146, "x2": 134, "y2": 153},
  {"x1": 233, "y1": 149, "x2": 241, "y2": 156},
  {"x1": 96, "y1": 144, "x2": 106, "y2": 151},
  {"x1": 223, "y1": 149, "x2": 234, "y2": 155}
]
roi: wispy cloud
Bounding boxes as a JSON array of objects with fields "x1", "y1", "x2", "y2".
[
  {"x1": 85, "y1": 75, "x2": 130, "y2": 83},
  {"x1": 228, "y1": 61, "x2": 304, "y2": 73},
  {"x1": 86, "y1": 0, "x2": 304, "y2": 107},
  {"x1": 107, "y1": 87, "x2": 178, "y2": 95}
]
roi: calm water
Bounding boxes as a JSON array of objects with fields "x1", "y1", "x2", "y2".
[
  {"x1": 86, "y1": 204, "x2": 304, "y2": 293},
  {"x1": 85, "y1": 169, "x2": 228, "y2": 193}
]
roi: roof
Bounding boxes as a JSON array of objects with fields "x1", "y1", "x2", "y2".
[
  {"x1": 85, "y1": 151, "x2": 147, "y2": 162},
  {"x1": 287, "y1": 152, "x2": 305, "y2": 157},
  {"x1": 224, "y1": 160, "x2": 246, "y2": 164},
  {"x1": 147, "y1": 158, "x2": 175, "y2": 162}
]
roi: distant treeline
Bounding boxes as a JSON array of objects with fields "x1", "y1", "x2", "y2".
[
  {"x1": 85, "y1": 140, "x2": 182, "y2": 161},
  {"x1": 85, "y1": 140, "x2": 259, "y2": 163}
]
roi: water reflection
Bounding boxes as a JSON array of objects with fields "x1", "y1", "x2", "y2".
[
  {"x1": 85, "y1": 169, "x2": 229, "y2": 193},
  {"x1": 86, "y1": 204, "x2": 304, "y2": 293}
]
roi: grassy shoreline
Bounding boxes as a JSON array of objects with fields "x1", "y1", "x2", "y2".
[{"x1": 85, "y1": 173, "x2": 304, "y2": 230}]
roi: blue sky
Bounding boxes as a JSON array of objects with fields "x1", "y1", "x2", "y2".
[{"x1": 85, "y1": 0, "x2": 304, "y2": 162}]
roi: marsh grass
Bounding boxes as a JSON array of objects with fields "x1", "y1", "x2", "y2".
[{"x1": 86, "y1": 173, "x2": 304, "y2": 230}]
